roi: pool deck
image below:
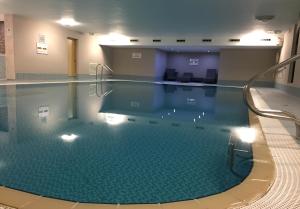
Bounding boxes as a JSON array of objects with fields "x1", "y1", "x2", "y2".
[
  {"x1": 237, "y1": 88, "x2": 300, "y2": 209},
  {"x1": 1, "y1": 81, "x2": 299, "y2": 209}
]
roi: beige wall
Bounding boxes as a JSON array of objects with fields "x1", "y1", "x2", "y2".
[
  {"x1": 4, "y1": 14, "x2": 15, "y2": 79},
  {"x1": 0, "y1": 21, "x2": 4, "y2": 79},
  {"x1": 219, "y1": 49, "x2": 278, "y2": 82},
  {"x1": 112, "y1": 48, "x2": 157, "y2": 79},
  {"x1": 12, "y1": 15, "x2": 111, "y2": 77},
  {"x1": 276, "y1": 23, "x2": 300, "y2": 88},
  {"x1": 0, "y1": 21, "x2": 4, "y2": 54},
  {"x1": 154, "y1": 50, "x2": 167, "y2": 80}
]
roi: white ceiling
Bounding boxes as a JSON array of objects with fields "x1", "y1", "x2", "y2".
[{"x1": 0, "y1": 0, "x2": 299, "y2": 44}]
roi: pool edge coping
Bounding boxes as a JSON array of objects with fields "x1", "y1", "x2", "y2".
[{"x1": 0, "y1": 96, "x2": 276, "y2": 209}]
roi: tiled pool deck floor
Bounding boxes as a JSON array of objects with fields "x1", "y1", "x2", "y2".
[
  {"x1": 0, "y1": 81, "x2": 299, "y2": 209},
  {"x1": 237, "y1": 88, "x2": 300, "y2": 209}
]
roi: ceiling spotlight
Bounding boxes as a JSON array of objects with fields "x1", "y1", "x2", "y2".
[
  {"x1": 57, "y1": 17, "x2": 81, "y2": 27},
  {"x1": 98, "y1": 33, "x2": 130, "y2": 45},
  {"x1": 274, "y1": 30, "x2": 282, "y2": 34},
  {"x1": 267, "y1": 30, "x2": 282, "y2": 35},
  {"x1": 255, "y1": 15, "x2": 275, "y2": 22}
]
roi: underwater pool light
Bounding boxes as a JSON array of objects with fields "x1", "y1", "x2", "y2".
[
  {"x1": 235, "y1": 127, "x2": 256, "y2": 144},
  {"x1": 104, "y1": 113, "x2": 126, "y2": 126},
  {"x1": 61, "y1": 134, "x2": 78, "y2": 142}
]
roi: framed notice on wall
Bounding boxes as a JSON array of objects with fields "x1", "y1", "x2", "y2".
[
  {"x1": 36, "y1": 42, "x2": 48, "y2": 55},
  {"x1": 36, "y1": 34, "x2": 48, "y2": 55},
  {"x1": 132, "y1": 52, "x2": 142, "y2": 59},
  {"x1": 189, "y1": 58, "x2": 199, "y2": 66}
]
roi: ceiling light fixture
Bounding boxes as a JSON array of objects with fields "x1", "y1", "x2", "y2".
[
  {"x1": 57, "y1": 17, "x2": 81, "y2": 27},
  {"x1": 255, "y1": 15, "x2": 275, "y2": 22},
  {"x1": 240, "y1": 30, "x2": 280, "y2": 46},
  {"x1": 98, "y1": 33, "x2": 130, "y2": 45}
]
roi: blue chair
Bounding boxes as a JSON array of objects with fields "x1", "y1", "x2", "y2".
[
  {"x1": 204, "y1": 69, "x2": 218, "y2": 84},
  {"x1": 164, "y1": 69, "x2": 178, "y2": 81}
]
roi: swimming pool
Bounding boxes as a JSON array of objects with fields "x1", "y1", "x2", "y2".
[{"x1": 0, "y1": 81, "x2": 253, "y2": 204}]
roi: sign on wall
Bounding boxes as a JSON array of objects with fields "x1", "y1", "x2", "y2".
[
  {"x1": 38, "y1": 105, "x2": 49, "y2": 118},
  {"x1": 132, "y1": 52, "x2": 142, "y2": 59},
  {"x1": 36, "y1": 34, "x2": 48, "y2": 55},
  {"x1": 189, "y1": 58, "x2": 199, "y2": 66}
]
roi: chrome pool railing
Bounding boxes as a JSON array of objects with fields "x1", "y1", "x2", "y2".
[
  {"x1": 96, "y1": 64, "x2": 113, "y2": 81},
  {"x1": 243, "y1": 54, "x2": 300, "y2": 139},
  {"x1": 95, "y1": 64, "x2": 114, "y2": 97}
]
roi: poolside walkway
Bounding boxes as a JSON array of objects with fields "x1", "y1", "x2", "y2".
[{"x1": 239, "y1": 88, "x2": 300, "y2": 209}]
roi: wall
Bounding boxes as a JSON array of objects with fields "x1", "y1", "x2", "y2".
[
  {"x1": 112, "y1": 48, "x2": 158, "y2": 80},
  {"x1": 0, "y1": 55, "x2": 4, "y2": 79},
  {"x1": 11, "y1": 15, "x2": 111, "y2": 79},
  {"x1": 166, "y1": 52, "x2": 220, "y2": 78},
  {"x1": 0, "y1": 21, "x2": 4, "y2": 79},
  {"x1": 155, "y1": 50, "x2": 167, "y2": 80},
  {"x1": 4, "y1": 14, "x2": 15, "y2": 80},
  {"x1": 218, "y1": 49, "x2": 278, "y2": 86},
  {"x1": 274, "y1": 23, "x2": 300, "y2": 96},
  {"x1": 0, "y1": 21, "x2": 4, "y2": 54}
]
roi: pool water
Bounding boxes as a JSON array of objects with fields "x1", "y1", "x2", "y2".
[{"x1": 0, "y1": 82, "x2": 253, "y2": 204}]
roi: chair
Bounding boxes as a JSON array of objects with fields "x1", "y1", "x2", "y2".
[
  {"x1": 191, "y1": 77, "x2": 204, "y2": 83},
  {"x1": 180, "y1": 73, "x2": 193, "y2": 83},
  {"x1": 164, "y1": 69, "x2": 178, "y2": 81},
  {"x1": 204, "y1": 69, "x2": 218, "y2": 84}
]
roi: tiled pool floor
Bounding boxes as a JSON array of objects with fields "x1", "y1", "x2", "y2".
[{"x1": 1, "y1": 84, "x2": 299, "y2": 209}]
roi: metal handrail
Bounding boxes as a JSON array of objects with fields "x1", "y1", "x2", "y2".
[
  {"x1": 243, "y1": 54, "x2": 300, "y2": 139},
  {"x1": 95, "y1": 64, "x2": 113, "y2": 81},
  {"x1": 95, "y1": 64, "x2": 114, "y2": 98}
]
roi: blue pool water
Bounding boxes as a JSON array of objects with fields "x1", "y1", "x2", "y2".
[{"x1": 0, "y1": 82, "x2": 252, "y2": 204}]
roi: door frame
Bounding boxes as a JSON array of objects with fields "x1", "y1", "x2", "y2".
[{"x1": 67, "y1": 37, "x2": 78, "y2": 77}]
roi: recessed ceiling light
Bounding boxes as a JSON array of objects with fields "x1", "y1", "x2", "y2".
[
  {"x1": 267, "y1": 30, "x2": 282, "y2": 35},
  {"x1": 57, "y1": 17, "x2": 81, "y2": 27},
  {"x1": 240, "y1": 30, "x2": 280, "y2": 46},
  {"x1": 274, "y1": 30, "x2": 282, "y2": 34},
  {"x1": 98, "y1": 33, "x2": 130, "y2": 45},
  {"x1": 255, "y1": 15, "x2": 275, "y2": 22}
]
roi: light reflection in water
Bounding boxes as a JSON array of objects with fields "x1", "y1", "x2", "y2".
[
  {"x1": 234, "y1": 127, "x2": 256, "y2": 144},
  {"x1": 98, "y1": 113, "x2": 127, "y2": 126},
  {"x1": 60, "y1": 134, "x2": 79, "y2": 143}
]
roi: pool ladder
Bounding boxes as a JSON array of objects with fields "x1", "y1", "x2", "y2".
[
  {"x1": 228, "y1": 135, "x2": 252, "y2": 178},
  {"x1": 243, "y1": 54, "x2": 300, "y2": 139},
  {"x1": 96, "y1": 64, "x2": 113, "y2": 81},
  {"x1": 95, "y1": 64, "x2": 114, "y2": 97}
]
